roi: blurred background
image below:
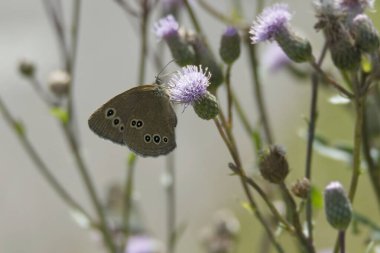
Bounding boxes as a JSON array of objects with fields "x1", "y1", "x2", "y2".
[{"x1": 1, "y1": 0, "x2": 379, "y2": 253}]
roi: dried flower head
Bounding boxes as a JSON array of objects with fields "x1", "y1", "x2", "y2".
[
  {"x1": 48, "y1": 69, "x2": 71, "y2": 97},
  {"x1": 259, "y1": 145, "x2": 289, "y2": 184},
  {"x1": 18, "y1": 58, "x2": 36, "y2": 78},
  {"x1": 153, "y1": 15, "x2": 179, "y2": 39},
  {"x1": 291, "y1": 178, "x2": 311, "y2": 199},
  {"x1": 250, "y1": 3, "x2": 292, "y2": 44},
  {"x1": 168, "y1": 65, "x2": 211, "y2": 105}
]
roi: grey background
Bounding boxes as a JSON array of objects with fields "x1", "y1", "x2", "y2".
[{"x1": 0, "y1": 1, "x2": 320, "y2": 252}]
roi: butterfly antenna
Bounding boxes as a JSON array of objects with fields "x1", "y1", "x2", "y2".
[{"x1": 155, "y1": 59, "x2": 176, "y2": 85}]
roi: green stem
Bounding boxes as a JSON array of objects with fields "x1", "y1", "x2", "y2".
[
  {"x1": 122, "y1": 154, "x2": 137, "y2": 252},
  {"x1": 215, "y1": 111, "x2": 284, "y2": 253},
  {"x1": 280, "y1": 183, "x2": 315, "y2": 253},
  {"x1": 0, "y1": 96, "x2": 93, "y2": 226},
  {"x1": 226, "y1": 65, "x2": 233, "y2": 128},
  {"x1": 166, "y1": 153, "x2": 176, "y2": 253},
  {"x1": 62, "y1": 124, "x2": 117, "y2": 253},
  {"x1": 138, "y1": 0, "x2": 149, "y2": 84},
  {"x1": 183, "y1": 0, "x2": 203, "y2": 35},
  {"x1": 245, "y1": 38, "x2": 274, "y2": 145}
]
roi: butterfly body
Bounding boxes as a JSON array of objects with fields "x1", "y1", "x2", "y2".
[{"x1": 88, "y1": 84, "x2": 177, "y2": 157}]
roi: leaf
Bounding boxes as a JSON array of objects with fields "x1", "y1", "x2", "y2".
[
  {"x1": 13, "y1": 120, "x2": 25, "y2": 136},
  {"x1": 241, "y1": 201, "x2": 254, "y2": 214},
  {"x1": 50, "y1": 107, "x2": 69, "y2": 124},
  {"x1": 313, "y1": 134, "x2": 353, "y2": 164},
  {"x1": 311, "y1": 185, "x2": 323, "y2": 210}
]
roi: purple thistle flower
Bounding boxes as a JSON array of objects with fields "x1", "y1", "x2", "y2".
[
  {"x1": 168, "y1": 65, "x2": 211, "y2": 105},
  {"x1": 153, "y1": 15, "x2": 179, "y2": 39},
  {"x1": 125, "y1": 235, "x2": 163, "y2": 253},
  {"x1": 249, "y1": 3, "x2": 292, "y2": 44},
  {"x1": 339, "y1": 0, "x2": 375, "y2": 12}
]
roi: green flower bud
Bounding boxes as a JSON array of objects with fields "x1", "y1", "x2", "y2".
[
  {"x1": 324, "y1": 181, "x2": 352, "y2": 231},
  {"x1": 275, "y1": 28, "x2": 313, "y2": 63},
  {"x1": 351, "y1": 14, "x2": 380, "y2": 53},
  {"x1": 259, "y1": 145, "x2": 289, "y2": 184},
  {"x1": 189, "y1": 35, "x2": 224, "y2": 91},
  {"x1": 193, "y1": 92, "x2": 219, "y2": 120},
  {"x1": 219, "y1": 27, "x2": 241, "y2": 65},
  {"x1": 18, "y1": 59, "x2": 36, "y2": 78},
  {"x1": 167, "y1": 33, "x2": 196, "y2": 66}
]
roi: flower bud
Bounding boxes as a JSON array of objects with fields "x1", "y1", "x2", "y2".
[
  {"x1": 48, "y1": 70, "x2": 71, "y2": 97},
  {"x1": 193, "y1": 91, "x2": 219, "y2": 120},
  {"x1": 166, "y1": 33, "x2": 196, "y2": 66},
  {"x1": 189, "y1": 35, "x2": 224, "y2": 90},
  {"x1": 275, "y1": 28, "x2": 313, "y2": 63},
  {"x1": 259, "y1": 145, "x2": 289, "y2": 184},
  {"x1": 219, "y1": 27, "x2": 241, "y2": 65},
  {"x1": 324, "y1": 181, "x2": 352, "y2": 230},
  {"x1": 18, "y1": 59, "x2": 36, "y2": 78},
  {"x1": 291, "y1": 178, "x2": 311, "y2": 199},
  {"x1": 351, "y1": 14, "x2": 379, "y2": 53}
]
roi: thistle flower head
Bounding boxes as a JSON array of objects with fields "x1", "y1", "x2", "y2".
[
  {"x1": 250, "y1": 3, "x2": 292, "y2": 44},
  {"x1": 153, "y1": 15, "x2": 179, "y2": 39},
  {"x1": 168, "y1": 65, "x2": 211, "y2": 105}
]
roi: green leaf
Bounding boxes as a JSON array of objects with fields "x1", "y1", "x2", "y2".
[
  {"x1": 241, "y1": 201, "x2": 254, "y2": 214},
  {"x1": 50, "y1": 107, "x2": 69, "y2": 124},
  {"x1": 252, "y1": 129, "x2": 263, "y2": 153},
  {"x1": 13, "y1": 121, "x2": 25, "y2": 136},
  {"x1": 311, "y1": 185, "x2": 323, "y2": 210},
  {"x1": 69, "y1": 208, "x2": 92, "y2": 229}
]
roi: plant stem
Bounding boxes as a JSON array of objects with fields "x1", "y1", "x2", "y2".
[
  {"x1": 214, "y1": 111, "x2": 284, "y2": 253},
  {"x1": 226, "y1": 64, "x2": 233, "y2": 128},
  {"x1": 339, "y1": 231, "x2": 346, "y2": 253},
  {"x1": 166, "y1": 153, "x2": 176, "y2": 253},
  {"x1": 61, "y1": 124, "x2": 117, "y2": 253},
  {"x1": 0, "y1": 96, "x2": 93, "y2": 226},
  {"x1": 245, "y1": 38, "x2": 274, "y2": 145},
  {"x1": 183, "y1": 0, "x2": 203, "y2": 35},
  {"x1": 122, "y1": 154, "x2": 137, "y2": 252},
  {"x1": 362, "y1": 104, "x2": 380, "y2": 208},
  {"x1": 280, "y1": 183, "x2": 315, "y2": 253},
  {"x1": 138, "y1": 0, "x2": 149, "y2": 84},
  {"x1": 304, "y1": 43, "x2": 328, "y2": 246}
]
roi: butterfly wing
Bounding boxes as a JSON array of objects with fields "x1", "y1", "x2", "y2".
[
  {"x1": 88, "y1": 85, "x2": 151, "y2": 145},
  {"x1": 88, "y1": 84, "x2": 177, "y2": 157},
  {"x1": 123, "y1": 86, "x2": 177, "y2": 157}
]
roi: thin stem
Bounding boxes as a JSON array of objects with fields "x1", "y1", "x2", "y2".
[
  {"x1": 339, "y1": 231, "x2": 346, "y2": 253},
  {"x1": 215, "y1": 109, "x2": 284, "y2": 253},
  {"x1": 67, "y1": 0, "x2": 81, "y2": 127},
  {"x1": 122, "y1": 154, "x2": 137, "y2": 252},
  {"x1": 226, "y1": 65, "x2": 233, "y2": 128},
  {"x1": 362, "y1": 103, "x2": 380, "y2": 208},
  {"x1": 166, "y1": 153, "x2": 176, "y2": 253},
  {"x1": 304, "y1": 44, "x2": 329, "y2": 246},
  {"x1": 245, "y1": 38, "x2": 274, "y2": 145},
  {"x1": 138, "y1": 0, "x2": 149, "y2": 84},
  {"x1": 61, "y1": 124, "x2": 117, "y2": 253},
  {"x1": 0, "y1": 96, "x2": 93, "y2": 226},
  {"x1": 196, "y1": 0, "x2": 248, "y2": 29},
  {"x1": 280, "y1": 183, "x2": 315, "y2": 253},
  {"x1": 183, "y1": 0, "x2": 203, "y2": 35}
]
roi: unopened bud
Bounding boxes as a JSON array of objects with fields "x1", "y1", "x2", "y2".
[
  {"x1": 351, "y1": 14, "x2": 380, "y2": 53},
  {"x1": 259, "y1": 145, "x2": 289, "y2": 184},
  {"x1": 18, "y1": 59, "x2": 36, "y2": 78},
  {"x1": 219, "y1": 27, "x2": 241, "y2": 65},
  {"x1": 193, "y1": 92, "x2": 219, "y2": 120},
  {"x1": 291, "y1": 178, "x2": 311, "y2": 199},
  {"x1": 48, "y1": 70, "x2": 71, "y2": 97},
  {"x1": 189, "y1": 35, "x2": 224, "y2": 90},
  {"x1": 324, "y1": 181, "x2": 352, "y2": 230},
  {"x1": 275, "y1": 28, "x2": 313, "y2": 63}
]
